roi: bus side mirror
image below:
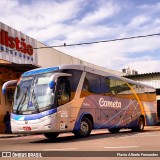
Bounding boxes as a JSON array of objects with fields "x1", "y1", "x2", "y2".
[
  {"x1": 2, "y1": 88, "x2": 6, "y2": 95},
  {"x1": 49, "y1": 81, "x2": 56, "y2": 89},
  {"x1": 2, "y1": 80, "x2": 18, "y2": 95}
]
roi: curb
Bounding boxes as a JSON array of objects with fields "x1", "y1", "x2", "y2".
[{"x1": 0, "y1": 134, "x2": 27, "y2": 138}]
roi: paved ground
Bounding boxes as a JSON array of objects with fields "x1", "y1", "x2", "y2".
[{"x1": 0, "y1": 126, "x2": 160, "y2": 159}]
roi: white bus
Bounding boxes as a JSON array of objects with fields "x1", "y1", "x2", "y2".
[{"x1": 2, "y1": 64, "x2": 157, "y2": 140}]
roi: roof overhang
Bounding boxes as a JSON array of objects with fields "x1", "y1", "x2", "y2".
[{"x1": 0, "y1": 59, "x2": 40, "y2": 72}]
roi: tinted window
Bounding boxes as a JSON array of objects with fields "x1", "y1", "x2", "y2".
[
  {"x1": 106, "y1": 77, "x2": 130, "y2": 97},
  {"x1": 63, "y1": 69, "x2": 82, "y2": 100},
  {"x1": 100, "y1": 76, "x2": 110, "y2": 94},
  {"x1": 85, "y1": 73, "x2": 101, "y2": 94},
  {"x1": 67, "y1": 70, "x2": 82, "y2": 92}
]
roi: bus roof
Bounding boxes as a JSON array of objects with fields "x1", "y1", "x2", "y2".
[
  {"x1": 21, "y1": 65, "x2": 85, "y2": 77},
  {"x1": 21, "y1": 64, "x2": 154, "y2": 89}
]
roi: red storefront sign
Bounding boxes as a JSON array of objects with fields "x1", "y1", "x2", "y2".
[{"x1": 0, "y1": 29, "x2": 33, "y2": 56}]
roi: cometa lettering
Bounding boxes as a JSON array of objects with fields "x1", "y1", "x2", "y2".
[
  {"x1": 0, "y1": 29, "x2": 33, "y2": 55},
  {"x1": 99, "y1": 98, "x2": 121, "y2": 108}
]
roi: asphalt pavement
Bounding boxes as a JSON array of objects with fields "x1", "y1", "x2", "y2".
[{"x1": 0, "y1": 125, "x2": 160, "y2": 138}]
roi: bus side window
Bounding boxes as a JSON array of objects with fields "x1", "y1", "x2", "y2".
[
  {"x1": 103, "y1": 77, "x2": 116, "y2": 96},
  {"x1": 80, "y1": 73, "x2": 102, "y2": 98},
  {"x1": 103, "y1": 77, "x2": 130, "y2": 97},
  {"x1": 58, "y1": 77, "x2": 70, "y2": 105},
  {"x1": 82, "y1": 78, "x2": 90, "y2": 91},
  {"x1": 80, "y1": 78, "x2": 91, "y2": 98},
  {"x1": 63, "y1": 69, "x2": 83, "y2": 101},
  {"x1": 100, "y1": 77, "x2": 111, "y2": 95}
]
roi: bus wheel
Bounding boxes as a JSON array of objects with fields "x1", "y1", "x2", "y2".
[
  {"x1": 44, "y1": 132, "x2": 59, "y2": 140},
  {"x1": 132, "y1": 117, "x2": 145, "y2": 132},
  {"x1": 74, "y1": 117, "x2": 92, "y2": 138},
  {"x1": 108, "y1": 128, "x2": 120, "y2": 133}
]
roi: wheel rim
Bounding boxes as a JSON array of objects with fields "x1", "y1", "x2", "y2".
[{"x1": 80, "y1": 121, "x2": 89, "y2": 135}]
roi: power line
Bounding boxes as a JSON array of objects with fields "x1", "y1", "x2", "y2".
[
  {"x1": 1, "y1": 33, "x2": 160, "y2": 53},
  {"x1": 34, "y1": 32, "x2": 160, "y2": 49}
]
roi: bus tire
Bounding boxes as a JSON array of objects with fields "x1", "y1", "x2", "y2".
[
  {"x1": 132, "y1": 117, "x2": 145, "y2": 132},
  {"x1": 44, "y1": 132, "x2": 59, "y2": 140},
  {"x1": 73, "y1": 117, "x2": 92, "y2": 138},
  {"x1": 108, "y1": 128, "x2": 120, "y2": 133}
]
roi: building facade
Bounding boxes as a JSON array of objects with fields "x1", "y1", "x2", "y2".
[
  {"x1": 0, "y1": 22, "x2": 40, "y2": 132},
  {"x1": 124, "y1": 71, "x2": 160, "y2": 120}
]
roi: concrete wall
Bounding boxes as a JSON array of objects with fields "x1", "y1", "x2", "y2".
[{"x1": 36, "y1": 41, "x2": 124, "y2": 76}]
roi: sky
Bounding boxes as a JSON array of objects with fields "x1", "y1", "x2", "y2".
[{"x1": 0, "y1": 0, "x2": 160, "y2": 73}]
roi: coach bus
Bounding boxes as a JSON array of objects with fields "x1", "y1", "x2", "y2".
[{"x1": 2, "y1": 64, "x2": 157, "y2": 140}]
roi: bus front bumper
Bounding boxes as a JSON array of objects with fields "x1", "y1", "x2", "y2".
[{"x1": 11, "y1": 115, "x2": 57, "y2": 134}]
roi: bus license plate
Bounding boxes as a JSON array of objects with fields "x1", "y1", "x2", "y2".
[{"x1": 23, "y1": 126, "x2": 31, "y2": 131}]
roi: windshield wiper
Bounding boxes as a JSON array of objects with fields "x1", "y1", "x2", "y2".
[
  {"x1": 31, "y1": 88, "x2": 40, "y2": 113},
  {"x1": 16, "y1": 89, "x2": 28, "y2": 113}
]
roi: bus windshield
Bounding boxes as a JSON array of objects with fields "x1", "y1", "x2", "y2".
[{"x1": 13, "y1": 72, "x2": 55, "y2": 113}]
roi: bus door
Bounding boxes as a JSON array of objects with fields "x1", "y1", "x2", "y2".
[{"x1": 56, "y1": 76, "x2": 71, "y2": 131}]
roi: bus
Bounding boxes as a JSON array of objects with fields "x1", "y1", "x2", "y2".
[{"x1": 2, "y1": 64, "x2": 157, "y2": 140}]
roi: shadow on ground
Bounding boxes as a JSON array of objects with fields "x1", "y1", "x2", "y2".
[{"x1": 30, "y1": 127, "x2": 160, "y2": 144}]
